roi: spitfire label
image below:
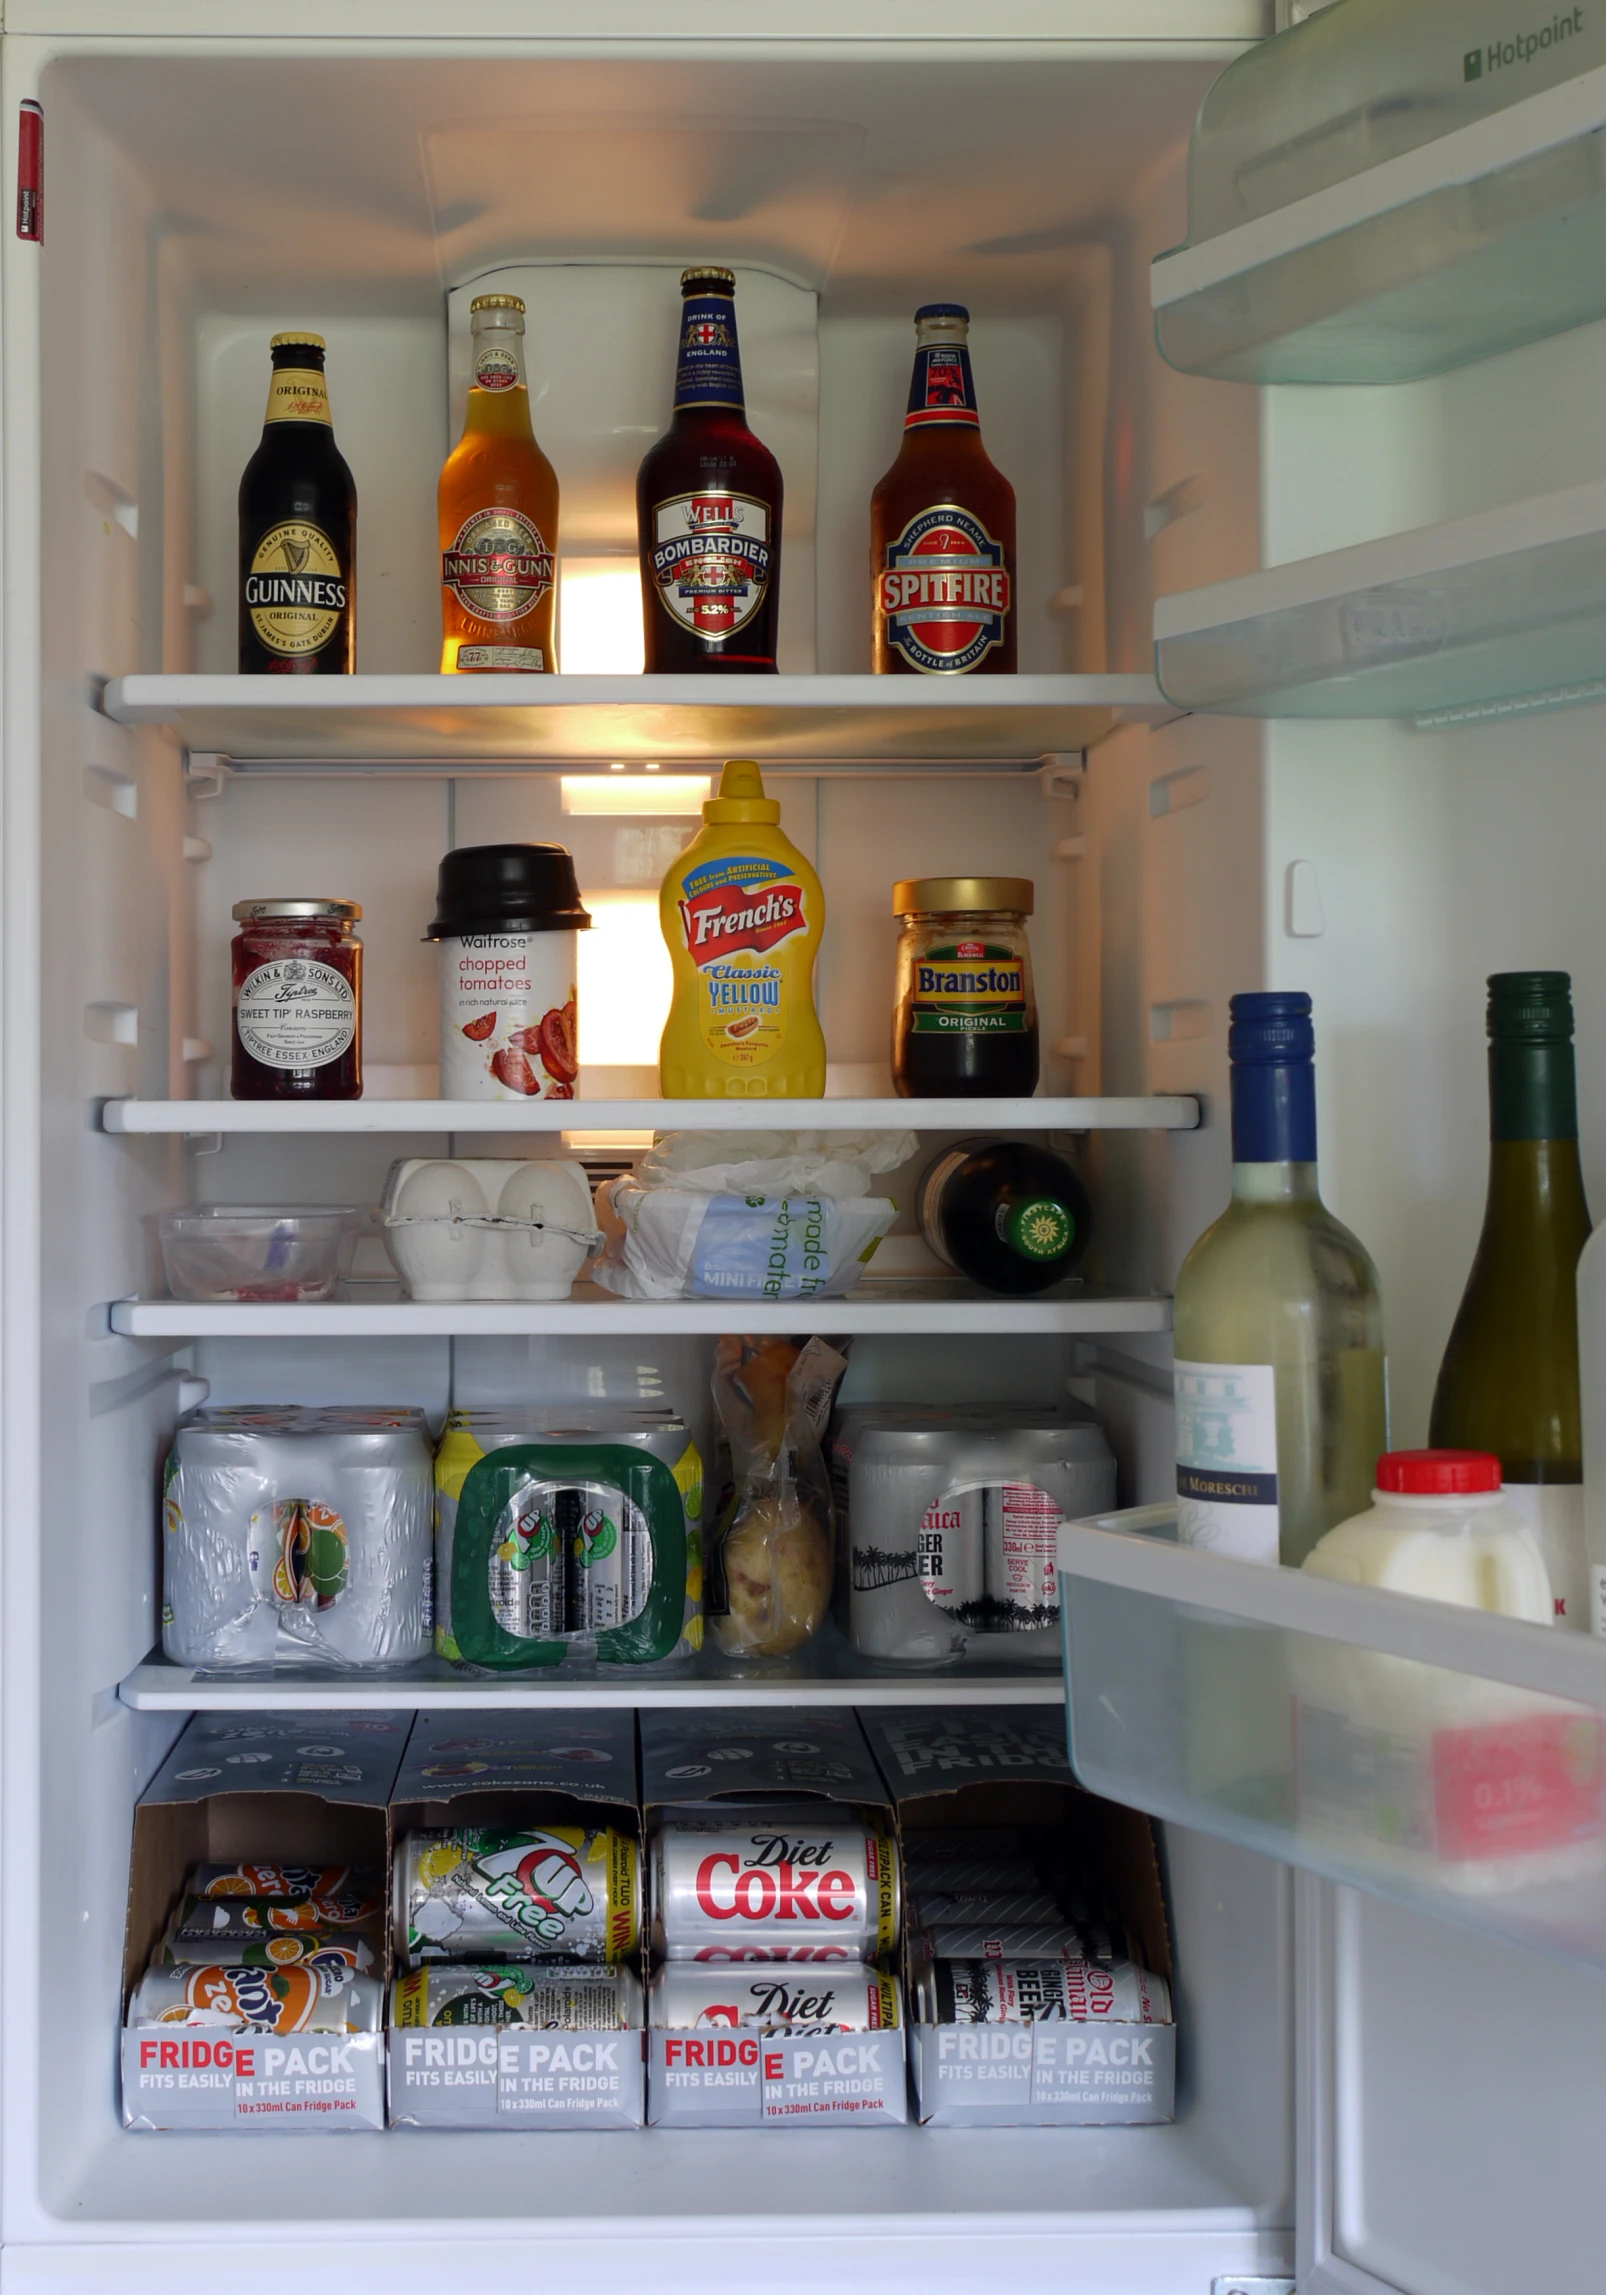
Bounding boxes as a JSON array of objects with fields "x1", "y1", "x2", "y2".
[
  {"x1": 443, "y1": 508, "x2": 554, "y2": 625},
  {"x1": 651, "y1": 491, "x2": 772, "y2": 639},
  {"x1": 904, "y1": 341, "x2": 980, "y2": 430},
  {"x1": 245, "y1": 521, "x2": 347, "y2": 656},
  {"x1": 878, "y1": 505, "x2": 1011, "y2": 674}
]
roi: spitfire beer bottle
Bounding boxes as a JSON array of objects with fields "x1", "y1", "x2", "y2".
[
  {"x1": 238, "y1": 333, "x2": 356, "y2": 674},
  {"x1": 871, "y1": 305, "x2": 1016, "y2": 676},
  {"x1": 440, "y1": 295, "x2": 559, "y2": 673},
  {"x1": 637, "y1": 268, "x2": 782, "y2": 673}
]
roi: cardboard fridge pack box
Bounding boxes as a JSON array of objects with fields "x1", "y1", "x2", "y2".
[
  {"x1": 858, "y1": 1707, "x2": 1177, "y2": 2127},
  {"x1": 121, "y1": 1710, "x2": 410, "y2": 2133},
  {"x1": 386, "y1": 1709, "x2": 644, "y2": 2130},
  {"x1": 641, "y1": 1707, "x2": 908, "y2": 2129}
]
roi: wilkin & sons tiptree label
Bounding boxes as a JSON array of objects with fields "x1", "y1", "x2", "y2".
[
  {"x1": 878, "y1": 503, "x2": 1011, "y2": 674},
  {"x1": 651, "y1": 491, "x2": 773, "y2": 640}
]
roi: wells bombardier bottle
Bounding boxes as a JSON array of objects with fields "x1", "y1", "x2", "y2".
[
  {"x1": 439, "y1": 295, "x2": 558, "y2": 674},
  {"x1": 871, "y1": 305, "x2": 1016, "y2": 676},
  {"x1": 238, "y1": 333, "x2": 355, "y2": 674},
  {"x1": 637, "y1": 268, "x2": 782, "y2": 673}
]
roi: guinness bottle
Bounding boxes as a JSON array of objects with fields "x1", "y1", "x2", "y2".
[
  {"x1": 238, "y1": 332, "x2": 356, "y2": 675},
  {"x1": 637, "y1": 268, "x2": 782, "y2": 673}
]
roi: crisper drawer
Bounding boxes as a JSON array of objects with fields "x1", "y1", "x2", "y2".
[{"x1": 1058, "y1": 1506, "x2": 1606, "y2": 1972}]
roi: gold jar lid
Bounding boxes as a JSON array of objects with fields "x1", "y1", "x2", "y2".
[
  {"x1": 270, "y1": 331, "x2": 326, "y2": 350},
  {"x1": 470, "y1": 293, "x2": 526, "y2": 314},
  {"x1": 893, "y1": 876, "x2": 1034, "y2": 916}
]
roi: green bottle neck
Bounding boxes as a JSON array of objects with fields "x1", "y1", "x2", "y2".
[
  {"x1": 1488, "y1": 1037, "x2": 1578, "y2": 1140},
  {"x1": 1231, "y1": 1161, "x2": 1321, "y2": 1205}
]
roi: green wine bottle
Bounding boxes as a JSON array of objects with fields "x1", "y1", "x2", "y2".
[
  {"x1": 1174, "y1": 992, "x2": 1388, "y2": 1568},
  {"x1": 1429, "y1": 971, "x2": 1590, "y2": 1628}
]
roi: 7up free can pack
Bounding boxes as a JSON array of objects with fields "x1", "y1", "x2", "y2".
[{"x1": 395, "y1": 1826, "x2": 640, "y2": 1962}]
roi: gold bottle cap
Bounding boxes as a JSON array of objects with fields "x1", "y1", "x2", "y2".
[
  {"x1": 681, "y1": 265, "x2": 736, "y2": 289},
  {"x1": 270, "y1": 332, "x2": 327, "y2": 350},
  {"x1": 470, "y1": 293, "x2": 526, "y2": 314},
  {"x1": 893, "y1": 876, "x2": 1034, "y2": 915}
]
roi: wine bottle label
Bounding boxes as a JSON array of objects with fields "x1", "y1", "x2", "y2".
[
  {"x1": 443, "y1": 509, "x2": 553, "y2": 625},
  {"x1": 910, "y1": 941, "x2": 1027, "y2": 1035},
  {"x1": 244, "y1": 521, "x2": 348, "y2": 657},
  {"x1": 673, "y1": 291, "x2": 746, "y2": 409},
  {"x1": 650, "y1": 491, "x2": 772, "y2": 639},
  {"x1": 1174, "y1": 1360, "x2": 1279, "y2": 1565},
  {"x1": 904, "y1": 341, "x2": 980, "y2": 430},
  {"x1": 877, "y1": 506, "x2": 1011, "y2": 675},
  {"x1": 236, "y1": 958, "x2": 356, "y2": 1071},
  {"x1": 674, "y1": 853, "x2": 807, "y2": 1069},
  {"x1": 1498, "y1": 1484, "x2": 1587, "y2": 1628},
  {"x1": 264, "y1": 367, "x2": 332, "y2": 426}
]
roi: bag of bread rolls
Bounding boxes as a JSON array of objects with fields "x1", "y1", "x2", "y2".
[{"x1": 707, "y1": 1337, "x2": 847, "y2": 1660}]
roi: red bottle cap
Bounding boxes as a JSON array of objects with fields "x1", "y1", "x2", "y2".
[{"x1": 1376, "y1": 1449, "x2": 1502, "y2": 1496}]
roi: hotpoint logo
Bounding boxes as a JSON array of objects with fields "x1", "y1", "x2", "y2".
[{"x1": 1465, "y1": 6, "x2": 1584, "y2": 78}]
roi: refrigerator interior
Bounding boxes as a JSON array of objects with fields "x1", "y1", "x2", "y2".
[{"x1": 7, "y1": 26, "x2": 1604, "y2": 2289}]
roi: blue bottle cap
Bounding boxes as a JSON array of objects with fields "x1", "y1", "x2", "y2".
[
  {"x1": 914, "y1": 303, "x2": 970, "y2": 322},
  {"x1": 1227, "y1": 992, "x2": 1317, "y2": 1162},
  {"x1": 1228, "y1": 991, "x2": 1314, "y2": 1065}
]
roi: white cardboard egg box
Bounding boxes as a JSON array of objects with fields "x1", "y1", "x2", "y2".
[{"x1": 380, "y1": 1157, "x2": 600, "y2": 1303}]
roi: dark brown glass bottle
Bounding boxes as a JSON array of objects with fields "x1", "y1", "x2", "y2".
[
  {"x1": 238, "y1": 333, "x2": 356, "y2": 674},
  {"x1": 637, "y1": 268, "x2": 782, "y2": 673},
  {"x1": 871, "y1": 305, "x2": 1016, "y2": 676}
]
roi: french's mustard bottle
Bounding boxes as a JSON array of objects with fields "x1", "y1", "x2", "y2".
[{"x1": 659, "y1": 760, "x2": 826, "y2": 1097}]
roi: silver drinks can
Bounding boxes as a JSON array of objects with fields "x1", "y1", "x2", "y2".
[
  {"x1": 652, "y1": 1817, "x2": 900, "y2": 1963},
  {"x1": 650, "y1": 1964, "x2": 902, "y2": 2032},
  {"x1": 395, "y1": 1826, "x2": 641, "y2": 1963},
  {"x1": 160, "y1": 1926, "x2": 379, "y2": 1980},
  {"x1": 169, "y1": 1890, "x2": 379, "y2": 1940},
  {"x1": 921, "y1": 1956, "x2": 1170, "y2": 2027},
  {"x1": 837, "y1": 1412, "x2": 1114, "y2": 1665},
  {"x1": 190, "y1": 1862, "x2": 380, "y2": 1904},
  {"x1": 912, "y1": 1890, "x2": 1065, "y2": 1928},
  {"x1": 161, "y1": 1405, "x2": 434, "y2": 1670},
  {"x1": 392, "y1": 1963, "x2": 643, "y2": 2029},
  {"x1": 129, "y1": 1962, "x2": 384, "y2": 2033},
  {"x1": 919, "y1": 1920, "x2": 1115, "y2": 1960}
]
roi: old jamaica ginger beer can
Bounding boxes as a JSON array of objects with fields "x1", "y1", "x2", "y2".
[
  {"x1": 396, "y1": 1826, "x2": 640, "y2": 1963},
  {"x1": 393, "y1": 1963, "x2": 643, "y2": 2029},
  {"x1": 653, "y1": 1816, "x2": 899, "y2": 1962}
]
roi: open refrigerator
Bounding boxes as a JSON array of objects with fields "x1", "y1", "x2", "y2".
[{"x1": 4, "y1": 0, "x2": 1605, "y2": 2288}]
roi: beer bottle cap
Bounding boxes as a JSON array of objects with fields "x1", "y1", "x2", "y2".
[
  {"x1": 469, "y1": 294, "x2": 526, "y2": 316},
  {"x1": 703, "y1": 758, "x2": 780, "y2": 825},
  {"x1": 914, "y1": 304, "x2": 970, "y2": 323},
  {"x1": 680, "y1": 265, "x2": 736, "y2": 292},
  {"x1": 270, "y1": 332, "x2": 327, "y2": 350}
]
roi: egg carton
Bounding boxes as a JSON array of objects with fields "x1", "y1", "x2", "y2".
[{"x1": 380, "y1": 1159, "x2": 602, "y2": 1303}]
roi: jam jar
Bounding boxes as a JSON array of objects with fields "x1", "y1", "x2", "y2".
[
  {"x1": 231, "y1": 899, "x2": 362, "y2": 1099},
  {"x1": 892, "y1": 876, "x2": 1038, "y2": 1098}
]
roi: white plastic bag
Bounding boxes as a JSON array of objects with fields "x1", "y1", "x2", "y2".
[
  {"x1": 636, "y1": 1129, "x2": 917, "y2": 1200},
  {"x1": 591, "y1": 1183, "x2": 895, "y2": 1301}
]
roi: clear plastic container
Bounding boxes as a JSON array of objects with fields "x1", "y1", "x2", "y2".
[{"x1": 157, "y1": 1205, "x2": 366, "y2": 1302}]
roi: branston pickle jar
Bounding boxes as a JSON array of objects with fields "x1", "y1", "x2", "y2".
[
  {"x1": 892, "y1": 876, "x2": 1038, "y2": 1097},
  {"x1": 231, "y1": 899, "x2": 362, "y2": 1100}
]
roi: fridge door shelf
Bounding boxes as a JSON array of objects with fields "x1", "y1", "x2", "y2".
[
  {"x1": 97, "y1": 672, "x2": 1172, "y2": 771},
  {"x1": 1059, "y1": 1506, "x2": 1606, "y2": 1974},
  {"x1": 1154, "y1": 477, "x2": 1606, "y2": 724},
  {"x1": 100, "y1": 1093, "x2": 1201, "y2": 1135},
  {"x1": 106, "y1": 1284, "x2": 1174, "y2": 1338},
  {"x1": 1152, "y1": 60, "x2": 1606, "y2": 384}
]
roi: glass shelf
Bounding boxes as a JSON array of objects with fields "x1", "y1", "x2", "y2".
[
  {"x1": 97, "y1": 672, "x2": 1169, "y2": 772},
  {"x1": 100, "y1": 1093, "x2": 1200, "y2": 1136},
  {"x1": 1058, "y1": 1506, "x2": 1606, "y2": 1975},
  {"x1": 1153, "y1": 479, "x2": 1606, "y2": 724},
  {"x1": 1153, "y1": 60, "x2": 1606, "y2": 385}
]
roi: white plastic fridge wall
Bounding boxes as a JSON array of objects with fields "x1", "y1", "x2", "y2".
[{"x1": 1, "y1": 31, "x2": 1295, "y2": 2284}]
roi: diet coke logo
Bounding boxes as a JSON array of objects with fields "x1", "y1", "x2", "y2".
[
  {"x1": 694, "y1": 1833, "x2": 858, "y2": 1923},
  {"x1": 680, "y1": 881, "x2": 806, "y2": 966}
]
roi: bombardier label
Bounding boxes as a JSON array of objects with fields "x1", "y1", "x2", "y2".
[
  {"x1": 245, "y1": 521, "x2": 347, "y2": 657},
  {"x1": 672, "y1": 291, "x2": 747, "y2": 409},
  {"x1": 878, "y1": 504, "x2": 1010, "y2": 674},
  {"x1": 443, "y1": 508, "x2": 554, "y2": 625},
  {"x1": 651, "y1": 491, "x2": 772, "y2": 640}
]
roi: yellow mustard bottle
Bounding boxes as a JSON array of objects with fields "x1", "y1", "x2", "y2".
[{"x1": 659, "y1": 759, "x2": 826, "y2": 1097}]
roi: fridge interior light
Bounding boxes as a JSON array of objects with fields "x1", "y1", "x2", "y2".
[
  {"x1": 558, "y1": 556, "x2": 647, "y2": 674},
  {"x1": 562, "y1": 774, "x2": 712, "y2": 816},
  {"x1": 576, "y1": 889, "x2": 674, "y2": 1065}
]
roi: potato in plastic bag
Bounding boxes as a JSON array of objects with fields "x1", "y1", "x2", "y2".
[{"x1": 707, "y1": 1337, "x2": 846, "y2": 1659}]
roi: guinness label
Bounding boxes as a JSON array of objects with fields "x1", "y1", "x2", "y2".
[
  {"x1": 244, "y1": 521, "x2": 347, "y2": 657},
  {"x1": 443, "y1": 508, "x2": 554, "y2": 625}
]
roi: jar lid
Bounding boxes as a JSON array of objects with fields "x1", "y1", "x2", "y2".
[
  {"x1": 1376, "y1": 1449, "x2": 1502, "y2": 1496},
  {"x1": 426, "y1": 844, "x2": 592, "y2": 938},
  {"x1": 893, "y1": 876, "x2": 1034, "y2": 915},
  {"x1": 232, "y1": 898, "x2": 360, "y2": 922}
]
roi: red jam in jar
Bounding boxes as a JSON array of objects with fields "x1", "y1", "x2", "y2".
[{"x1": 231, "y1": 898, "x2": 362, "y2": 1100}]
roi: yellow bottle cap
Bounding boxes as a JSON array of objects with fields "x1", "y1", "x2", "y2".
[{"x1": 703, "y1": 758, "x2": 780, "y2": 825}]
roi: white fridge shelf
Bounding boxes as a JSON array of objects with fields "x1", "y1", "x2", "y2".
[
  {"x1": 1059, "y1": 1506, "x2": 1606, "y2": 1974},
  {"x1": 1153, "y1": 479, "x2": 1606, "y2": 725},
  {"x1": 1152, "y1": 61, "x2": 1606, "y2": 385},
  {"x1": 97, "y1": 672, "x2": 1169, "y2": 770},
  {"x1": 101, "y1": 1093, "x2": 1200, "y2": 1135},
  {"x1": 107, "y1": 1281, "x2": 1173, "y2": 1339}
]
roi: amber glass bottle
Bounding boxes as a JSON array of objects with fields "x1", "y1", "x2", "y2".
[
  {"x1": 439, "y1": 295, "x2": 559, "y2": 673},
  {"x1": 637, "y1": 268, "x2": 782, "y2": 673},
  {"x1": 871, "y1": 305, "x2": 1016, "y2": 675}
]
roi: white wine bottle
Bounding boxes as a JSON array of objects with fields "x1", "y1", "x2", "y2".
[
  {"x1": 1431, "y1": 972, "x2": 1590, "y2": 1628},
  {"x1": 1174, "y1": 992, "x2": 1388, "y2": 1568}
]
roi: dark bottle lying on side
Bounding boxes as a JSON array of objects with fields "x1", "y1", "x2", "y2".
[{"x1": 916, "y1": 1137, "x2": 1090, "y2": 1296}]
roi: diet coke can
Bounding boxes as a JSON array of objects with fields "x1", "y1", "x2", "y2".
[
  {"x1": 652, "y1": 1816, "x2": 899, "y2": 1962},
  {"x1": 190, "y1": 1862, "x2": 379, "y2": 1904},
  {"x1": 395, "y1": 1825, "x2": 640, "y2": 1963},
  {"x1": 650, "y1": 1964, "x2": 901, "y2": 2033},
  {"x1": 922, "y1": 1956, "x2": 1170, "y2": 2027},
  {"x1": 392, "y1": 1962, "x2": 643, "y2": 2029},
  {"x1": 129, "y1": 1962, "x2": 384, "y2": 2034}
]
